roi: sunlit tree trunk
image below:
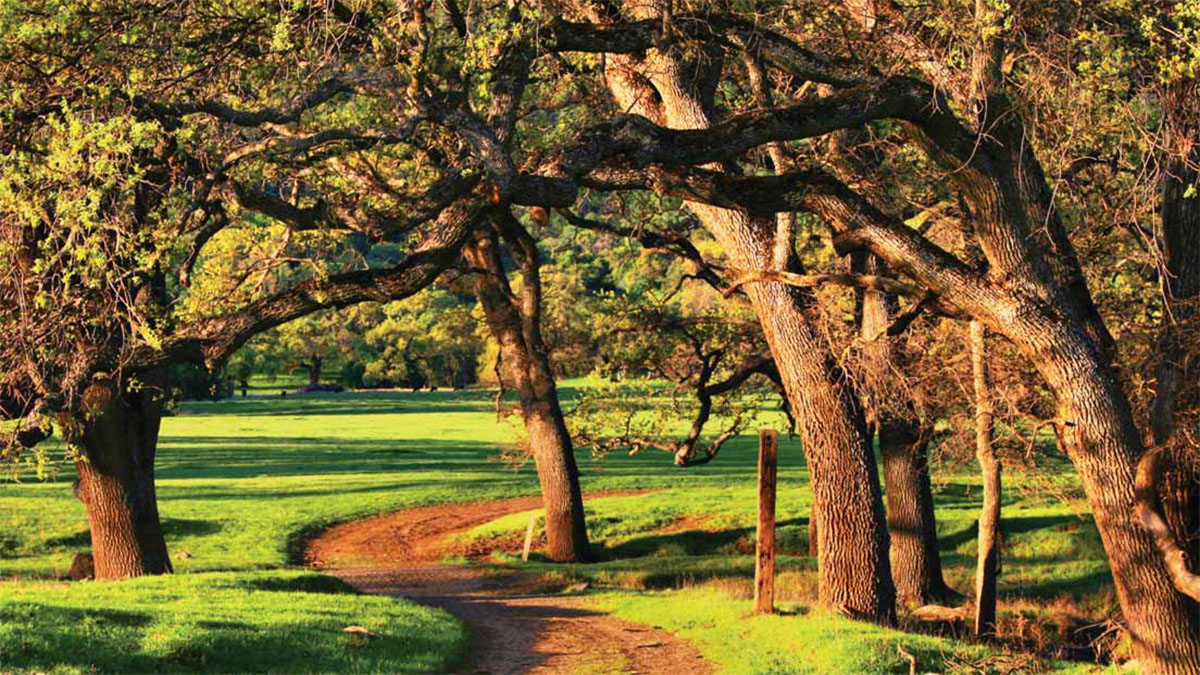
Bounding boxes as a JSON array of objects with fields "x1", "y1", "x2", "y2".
[
  {"x1": 1046, "y1": 336, "x2": 1200, "y2": 673},
  {"x1": 595, "y1": 21, "x2": 894, "y2": 622},
  {"x1": 969, "y1": 321, "x2": 1000, "y2": 635},
  {"x1": 66, "y1": 371, "x2": 172, "y2": 579},
  {"x1": 465, "y1": 221, "x2": 590, "y2": 563}
]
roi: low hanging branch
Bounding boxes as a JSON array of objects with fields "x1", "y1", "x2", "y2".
[
  {"x1": 870, "y1": 295, "x2": 937, "y2": 341},
  {"x1": 572, "y1": 348, "x2": 783, "y2": 468},
  {"x1": 723, "y1": 269, "x2": 966, "y2": 322},
  {"x1": 145, "y1": 201, "x2": 482, "y2": 370},
  {"x1": 723, "y1": 269, "x2": 925, "y2": 298},
  {"x1": 555, "y1": 207, "x2": 728, "y2": 292},
  {"x1": 1134, "y1": 447, "x2": 1200, "y2": 602},
  {"x1": 572, "y1": 398, "x2": 748, "y2": 468},
  {"x1": 138, "y1": 76, "x2": 360, "y2": 127}
]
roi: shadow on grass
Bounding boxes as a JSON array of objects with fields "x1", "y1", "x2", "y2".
[
  {"x1": 938, "y1": 514, "x2": 1095, "y2": 551},
  {"x1": 39, "y1": 518, "x2": 222, "y2": 554},
  {"x1": 596, "y1": 517, "x2": 813, "y2": 560},
  {"x1": 155, "y1": 437, "x2": 522, "y2": 481},
  {"x1": 0, "y1": 602, "x2": 455, "y2": 674},
  {"x1": 41, "y1": 529, "x2": 90, "y2": 550},
  {"x1": 1, "y1": 601, "x2": 154, "y2": 628},
  {"x1": 237, "y1": 573, "x2": 354, "y2": 594},
  {"x1": 0, "y1": 603, "x2": 162, "y2": 672},
  {"x1": 0, "y1": 573, "x2": 465, "y2": 674},
  {"x1": 1004, "y1": 569, "x2": 1114, "y2": 601},
  {"x1": 175, "y1": 390, "x2": 499, "y2": 418}
]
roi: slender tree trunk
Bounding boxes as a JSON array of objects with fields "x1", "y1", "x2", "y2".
[
  {"x1": 969, "y1": 321, "x2": 1000, "y2": 635},
  {"x1": 67, "y1": 372, "x2": 172, "y2": 579},
  {"x1": 465, "y1": 223, "x2": 590, "y2": 563},
  {"x1": 860, "y1": 255, "x2": 953, "y2": 606},
  {"x1": 308, "y1": 357, "x2": 322, "y2": 386},
  {"x1": 522, "y1": 395, "x2": 589, "y2": 562}
]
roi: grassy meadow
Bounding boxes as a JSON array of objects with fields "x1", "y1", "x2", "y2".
[{"x1": 1, "y1": 381, "x2": 1118, "y2": 673}]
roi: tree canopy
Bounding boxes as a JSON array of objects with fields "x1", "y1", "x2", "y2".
[{"x1": 2, "y1": 0, "x2": 1198, "y2": 670}]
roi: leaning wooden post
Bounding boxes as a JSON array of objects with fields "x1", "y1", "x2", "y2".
[
  {"x1": 522, "y1": 512, "x2": 537, "y2": 562},
  {"x1": 755, "y1": 429, "x2": 779, "y2": 614}
]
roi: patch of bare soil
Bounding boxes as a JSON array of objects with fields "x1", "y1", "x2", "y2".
[{"x1": 307, "y1": 493, "x2": 714, "y2": 675}]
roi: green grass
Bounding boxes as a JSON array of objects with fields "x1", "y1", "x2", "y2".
[
  {"x1": 593, "y1": 588, "x2": 1107, "y2": 675},
  {"x1": 0, "y1": 571, "x2": 465, "y2": 674},
  {"x1": 1, "y1": 383, "x2": 1116, "y2": 673}
]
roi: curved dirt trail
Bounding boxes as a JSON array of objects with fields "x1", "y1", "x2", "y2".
[{"x1": 307, "y1": 493, "x2": 714, "y2": 675}]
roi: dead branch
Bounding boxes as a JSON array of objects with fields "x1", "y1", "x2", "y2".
[{"x1": 1134, "y1": 447, "x2": 1200, "y2": 601}]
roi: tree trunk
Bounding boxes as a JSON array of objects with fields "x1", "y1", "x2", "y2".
[
  {"x1": 1151, "y1": 146, "x2": 1200, "y2": 566},
  {"x1": 827, "y1": 185, "x2": 1200, "y2": 669},
  {"x1": 308, "y1": 357, "x2": 322, "y2": 386},
  {"x1": 67, "y1": 372, "x2": 172, "y2": 579},
  {"x1": 1035, "y1": 324, "x2": 1200, "y2": 673},
  {"x1": 465, "y1": 222, "x2": 590, "y2": 563},
  {"x1": 747, "y1": 280, "x2": 895, "y2": 623},
  {"x1": 969, "y1": 321, "x2": 1000, "y2": 635},
  {"x1": 880, "y1": 424, "x2": 954, "y2": 606},
  {"x1": 860, "y1": 255, "x2": 953, "y2": 607},
  {"x1": 598, "y1": 37, "x2": 894, "y2": 623},
  {"x1": 523, "y1": 395, "x2": 590, "y2": 562}
]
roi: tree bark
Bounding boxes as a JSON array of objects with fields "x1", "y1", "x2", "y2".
[
  {"x1": 860, "y1": 255, "x2": 954, "y2": 607},
  {"x1": 745, "y1": 281, "x2": 895, "y2": 623},
  {"x1": 465, "y1": 220, "x2": 590, "y2": 563},
  {"x1": 811, "y1": 181, "x2": 1200, "y2": 671},
  {"x1": 597, "y1": 33, "x2": 895, "y2": 623},
  {"x1": 1151, "y1": 141, "x2": 1200, "y2": 566},
  {"x1": 880, "y1": 423, "x2": 953, "y2": 606},
  {"x1": 1036, "y1": 322, "x2": 1200, "y2": 674},
  {"x1": 808, "y1": 509, "x2": 819, "y2": 557},
  {"x1": 969, "y1": 320, "x2": 1000, "y2": 635},
  {"x1": 66, "y1": 372, "x2": 172, "y2": 579}
]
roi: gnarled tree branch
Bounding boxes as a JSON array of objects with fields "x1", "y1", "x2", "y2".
[{"x1": 1135, "y1": 447, "x2": 1200, "y2": 601}]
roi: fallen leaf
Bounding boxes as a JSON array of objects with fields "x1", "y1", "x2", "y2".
[{"x1": 343, "y1": 625, "x2": 381, "y2": 639}]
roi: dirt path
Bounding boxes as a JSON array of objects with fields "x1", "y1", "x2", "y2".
[{"x1": 306, "y1": 493, "x2": 714, "y2": 675}]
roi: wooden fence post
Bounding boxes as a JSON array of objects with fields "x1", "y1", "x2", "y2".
[
  {"x1": 755, "y1": 429, "x2": 779, "y2": 614},
  {"x1": 522, "y1": 512, "x2": 537, "y2": 562}
]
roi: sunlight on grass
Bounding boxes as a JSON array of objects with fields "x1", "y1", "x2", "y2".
[
  {"x1": 1, "y1": 387, "x2": 1118, "y2": 673},
  {"x1": 0, "y1": 571, "x2": 465, "y2": 674},
  {"x1": 594, "y1": 587, "x2": 1108, "y2": 675}
]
